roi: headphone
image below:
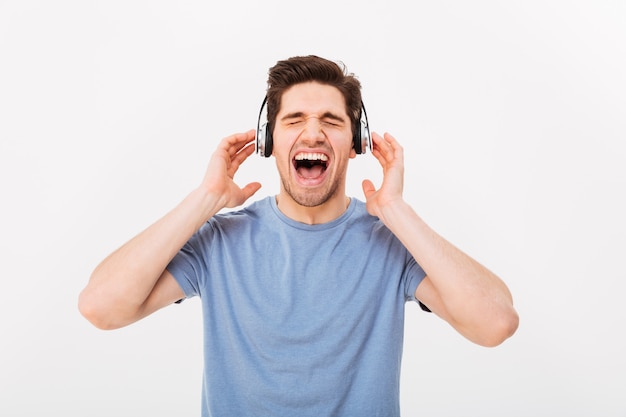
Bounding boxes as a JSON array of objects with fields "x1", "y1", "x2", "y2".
[{"x1": 255, "y1": 96, "x2": 372, "y2": 157}]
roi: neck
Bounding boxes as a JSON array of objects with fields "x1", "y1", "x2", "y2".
[{"x1": 275, "y1": 192, "x2": 350, "y2": 225}]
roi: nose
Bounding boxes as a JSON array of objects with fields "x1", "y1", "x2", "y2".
[{"x1": 300, "y1": 116, "x2": 325, "y2": 143}]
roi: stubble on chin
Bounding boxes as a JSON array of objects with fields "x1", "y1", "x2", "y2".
[{"x1": 280, "y1": 175, "x2": 342, "y2": 208}]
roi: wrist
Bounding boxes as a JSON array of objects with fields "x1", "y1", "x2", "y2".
[
  {"x1": 377, "y1": 196, "x2": 407, "y2": 220},
  {"x1": 187, "y1": 186, "x2": 226, "y2": 226},
  {"x1": 377, "y1": 198, "x2": 416, "y2": 231}
]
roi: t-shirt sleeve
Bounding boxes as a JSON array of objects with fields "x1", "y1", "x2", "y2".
[
  {"x1": 166, "y1": 222, "x2": 214, "y2": 300},
  {"x1": 403, "y1": 255, "x2": 427, "y2": 303},
  {"x1": 402, "y1": 255, "x2": 433, "y2": 312}
]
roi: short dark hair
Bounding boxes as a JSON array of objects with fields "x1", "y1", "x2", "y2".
[{"x1": 265, "y1": 55, "x2": 362, "y2": 138}]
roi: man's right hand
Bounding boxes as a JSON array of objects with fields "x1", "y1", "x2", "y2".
[{"x1": 201, "y1": 130, "x2": 262, "y2": 211}]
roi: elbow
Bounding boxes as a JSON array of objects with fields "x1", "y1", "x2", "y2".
[
  {"x1": 78, "y1": 288, "x2": 126, "y2": 331},
  {"x1": 476, "y1": 307, "x2": 519, "y2": 347}
]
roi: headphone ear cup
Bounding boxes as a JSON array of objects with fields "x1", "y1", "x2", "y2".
[
  {"x1": 256, "y1": 96, "x2": 272, "y2": 157},
  {"x1": 354, "y1": 103, "x2": 372, "y2": 155},
  {"x1": 265, "y1": 127, "x2": 273, "y2": 157},
  {"x1": 353, "y1": 125, "x2": 362, "y2": 154},
  {"x1": 255, "y1": 123, "x2": 273, "y2": 157}
]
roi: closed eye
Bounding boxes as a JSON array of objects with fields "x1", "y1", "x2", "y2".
[{"x1": 280, "y1": 112, "x2": 346, "y2": 128}]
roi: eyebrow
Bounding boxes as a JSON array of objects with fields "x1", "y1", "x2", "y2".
[{"x1": 280, "y1": 111, "x2": 346, "y2": 123}]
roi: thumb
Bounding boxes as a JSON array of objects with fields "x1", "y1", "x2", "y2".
[
  {"x1": 231, "y1": 182, "x2": 262, "y2": 207},
  {"x1": 242, "y1": 182, "x2": 262, "y2": 200},
  {"x1": 362, "y1": 179, "x2": 376, "y2": 199}
]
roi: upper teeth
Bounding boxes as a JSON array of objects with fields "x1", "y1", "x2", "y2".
[{"x1": 295, "y1": 153, "x2": 328, "y2": 161}]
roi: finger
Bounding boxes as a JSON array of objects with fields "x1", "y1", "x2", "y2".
[
  {"x1": 372, "y1": 132, "x2": 394, "y2": 160},
  {"x1": 241, "y1": 181, "x2": 262, "y2": 201},
  {"x1": 227, "y1": 181, "x2": 262, "y2": 208},
  {"x1": 370, "y1": 148, "x2": 387, "y2": 171},
  {"x1": 371, "y1": 146, "x2": 392, "y2": 172},
  {"x1": 377, "y1": 132, "x2": 405, "y2": 168},
  {"x1": 362, "y1": 179, "x2": 376, "y2": 199},
  {"x1": 383, "y1": 132, "x2": 404, "y2": 157},
  {"x1": 383, "y1": 132, "x2": 398, "y2": 144},
  {"x1": 369, "y1": 132, "x2": 387, "y2": 165},
  {"x1": 371, "y1": 131, "x2": 386, "y2": 150},
  {"x1": 222, "y1": 130, "x2": 256, "y2": 157},
  {"x1": 231, "y1": 130, "x2": 256, "y2": 155},
  {"x1": 228, "y1": 141, "x2": 256, "y2": 177}
]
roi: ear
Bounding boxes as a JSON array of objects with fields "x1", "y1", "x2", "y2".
[{"x1": 349, "y1": 148, "x2": 357, "y2": 159}]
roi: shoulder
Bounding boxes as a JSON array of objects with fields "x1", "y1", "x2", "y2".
[
  {"x1": 340, "y1": 199, "x2": 401, "y2": 248},
  {"x1": 211, "y1": 196, "x2": 273, "y2": 225},
  {"x1": 348, "y1": 198, "x2": 388, "y2": 231},
  {"x1": 187, "y1": 197, "x2": 274, "y2": 245}
]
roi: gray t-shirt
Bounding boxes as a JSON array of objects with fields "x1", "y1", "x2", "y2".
[{"x1": 167, "y1": 196, "x2": 426, "y2": 417}]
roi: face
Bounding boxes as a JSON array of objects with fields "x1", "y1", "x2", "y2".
[{"x1": 272, "y1": 81, "x2": 356, "y2": 208}]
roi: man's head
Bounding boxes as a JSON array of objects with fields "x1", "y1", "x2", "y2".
[
  {"x1": 265, "y1": 56, "x2": 363, "y2": 148},
  {"x1": 260, "y1": 56, "x2": 366, "y2": 220}
]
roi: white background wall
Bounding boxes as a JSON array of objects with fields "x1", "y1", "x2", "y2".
[{"x1": 1, "y1": 1, "x2": 624, "y2": 416}]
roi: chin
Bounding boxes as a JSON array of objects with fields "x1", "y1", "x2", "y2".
[{"x1": 282, "y1": 179, "x2": 340, "y2": 208}]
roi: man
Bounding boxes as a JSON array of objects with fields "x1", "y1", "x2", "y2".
[{"x1": 79, "y1": 55, "x2": 518, "y2": 416}]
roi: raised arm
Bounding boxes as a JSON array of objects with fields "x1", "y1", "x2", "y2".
[
  {"x1": 78, "y1": 130, "x2": 261, "y2": 330},
  {"x1": 362, "y1": 132, "x2": 518, "y2": 347}
]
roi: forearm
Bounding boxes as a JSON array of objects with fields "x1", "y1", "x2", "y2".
[
  {"x1": 79, "y1": 130, "x2": 262, "y2": 329},
  {"x1": 79, "y1": 187, "x2": 222, "y2": 324},
  {"x1": 378, "y1": 200, "x2": 518, "y2": 344},
  {"x1": 363, "y1": 132, "x2": 517, "y2": 345}
]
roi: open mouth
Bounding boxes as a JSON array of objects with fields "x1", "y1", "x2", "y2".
[{"x1": 293, "y1": 152, "x2": 329, "y2": 180}]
